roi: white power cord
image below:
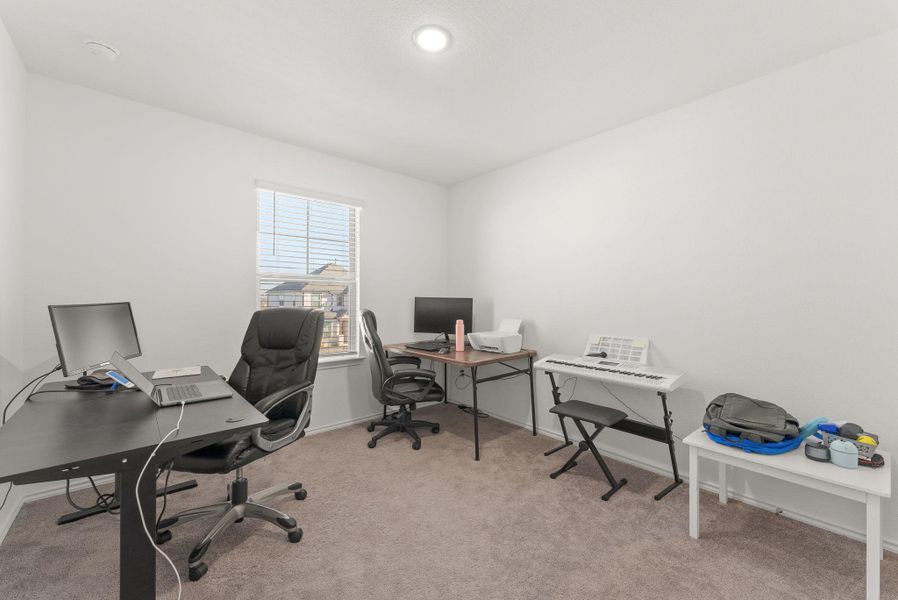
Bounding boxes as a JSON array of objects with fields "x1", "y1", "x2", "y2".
[{"x1": 136, "y1": 401, "x2": 186, "y2": 600}]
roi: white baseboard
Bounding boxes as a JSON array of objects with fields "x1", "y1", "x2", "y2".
[
  {"x1": 5, "y1": 405, "x2": 892, "y2": 556},
  {"x1": 484, "y1": 409, "x2": 897, "y2": 554},
  {"x1": 0, "y1": 412, "x2": 383, "y2": 547},
  {"x1": 0, "y1": 410, "x2": 382, "y2": 547},
  {"x1": 306, "y1": 411, "x2": 380, "y2": 435},
  {"x1": 0, "y1": 474, "x2": 115, "y2": 546}
]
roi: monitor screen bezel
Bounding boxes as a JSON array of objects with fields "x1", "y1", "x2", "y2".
[
  {"x1": 413, "y1": 296, "x2": 474, "y2": 336},
  {"x1": 48, "y1": 301, "x2": 142, "y2": 377}
]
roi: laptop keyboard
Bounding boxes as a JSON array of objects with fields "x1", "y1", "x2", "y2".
[{"x1": 167, "y1": 384, "x2": 201, "y2": 402}]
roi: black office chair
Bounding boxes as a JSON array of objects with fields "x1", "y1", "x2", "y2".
[
  {"x1": 368, "y1": 311, "x2": 424, "y2": 420},
  {"x1": 157, "y1": 308, "x2": 324, "y2": 582},
  {"x1": 360, "y1": 309, "x2": 441, "y2": 450}
]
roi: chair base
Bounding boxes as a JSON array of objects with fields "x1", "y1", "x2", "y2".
[
  {"x1": 156, "y1": 469, "x2": 305, "y2": 581},
  {"x1": 366, "y1": 406, "x2": 439, "y2": 450}
]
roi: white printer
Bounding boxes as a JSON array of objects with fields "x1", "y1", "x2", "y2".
[{"x1": 467, "y1": 318, "x2": 524, "y2": 353}]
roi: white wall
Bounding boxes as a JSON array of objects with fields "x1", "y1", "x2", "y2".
[
  {"x1": 447, "y1": 30, "x2": 898, "y2": 546},
  {"x1": 0, "y1": 16, "x2": 26, "y2": 537},
  {"x1": 23, "y1": 76, "x2": 448, "y2": 431}
]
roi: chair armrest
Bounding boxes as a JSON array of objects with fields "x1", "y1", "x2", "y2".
[
  {"x1": 387, "y1": 356, "x2": 422, "y2": 368},
  {"x1": 253, "y1": 381, "x2": 313, "y2": 416},
  {"x1": 383, "y1": 369, "x2": 436, "y2": 404},
  {"x1": 251, "y1": 383, "x2": 313, "y2": 453},
  {"x1": 385, "y1": 369, "x2": 435, "y2": 384}
]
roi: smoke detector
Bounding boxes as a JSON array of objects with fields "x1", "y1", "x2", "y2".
[{"x1": 84, "y1": 40, "x2": 120, "y2": 62}]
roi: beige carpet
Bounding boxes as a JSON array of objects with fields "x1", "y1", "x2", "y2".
[{"x1": 0, "y1": 403, "x2": 895, "y2": 599}]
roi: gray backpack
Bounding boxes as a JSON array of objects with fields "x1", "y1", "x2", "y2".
[{"x1": 703, "y1": 393, "x2": 799, "y2": 444}]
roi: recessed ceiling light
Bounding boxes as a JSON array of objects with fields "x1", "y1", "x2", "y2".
[
  {"x1": 412, "y1": 25, "x2": 451, "y2": 53},
  {"x1": 84, "y1": 40, "x2": 120, "y2": 62}
]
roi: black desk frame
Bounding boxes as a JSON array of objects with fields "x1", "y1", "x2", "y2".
[
  {"x1": 57, "y1": 472, "x2": 197, "y2": 525},
  {"x1": 0, "y1": 368, "x2": 266, "y2": 600},
  {"x1": 464, "y1": 357, "x2": 537, "y2": 461},
  {"x1": 542, "y1": 371, "x2": 683, "y2": 500}
]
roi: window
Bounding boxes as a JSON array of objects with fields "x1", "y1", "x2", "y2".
[{"x1": 256, "y1": 184, "x2": 361, "y2": 357}]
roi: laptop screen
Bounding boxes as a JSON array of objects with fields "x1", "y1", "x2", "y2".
[{"x1": 109, "y1": 351, "x2": 156, "y2": 399}]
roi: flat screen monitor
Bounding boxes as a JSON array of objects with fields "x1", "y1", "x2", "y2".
[
  {"x1": 413, "y1": 297, "x2": 473, "y2": 336},
  {"x1": 48, "y1": 302, "x2": 142, "y2": 377}
]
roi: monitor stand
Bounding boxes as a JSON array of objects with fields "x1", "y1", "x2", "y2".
[{"x1": 63, "y1": 369, "x2": 116, "y2": 390}]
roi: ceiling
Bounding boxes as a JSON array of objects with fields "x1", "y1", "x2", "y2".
[{"x1": 2, "y1": 1, "x2": 897, "y2": 185}]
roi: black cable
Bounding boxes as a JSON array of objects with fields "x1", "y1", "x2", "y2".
[
  {"x1": 598, "y1": 381, "x2": 683, "y2": 442},
  {"x1": 2, "y1": 364, "x2": 61, "y2": 424},
  {"x1": 64, "y1": 478, "x2": 95, "y2": 511},
  {"x1": 27, "y1": 388, "x2": 139, "y2": 398},
  {"x1": 155, "y1": 460, "x2": 174, "y2": 532},
  {"x1": 0, "y1": 483, "x2": 11, "y2": 513},
  {"x1": 88, "y1": 476, "x2": 119, "y2": 514},
  {"x1": 1, "y1": 364, "x2": 61, "y2": 513},
  {"x1": 557, "y1": 375, "x2": 578, "y2": 403}
]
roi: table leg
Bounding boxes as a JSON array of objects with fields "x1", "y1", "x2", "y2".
[
  {"x1": 443, "y1": 363, "x2": 448, "y2": 403},
  {"x1": 867, "y1": 494, "x2": 882, "y2": 600},
  {"x1": 528, "y1": 356, "x2": 537, "y2": 436},
  {"x1": 119, "y1": 464, "x2": 157, "y2": 600},
  {"x1": 472, "y1": 366, "x2": 480, "y2": 461},
  {"x1": 718, "y1": 463, "x2": 728, "y2": 504},
  {"x1": 689, "y1": 447, "x2": 699, "y2": 539}
]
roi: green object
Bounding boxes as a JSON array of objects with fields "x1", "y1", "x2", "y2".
[{"x1": 829, "y1": 439, "x2": 859, "y2": 469}]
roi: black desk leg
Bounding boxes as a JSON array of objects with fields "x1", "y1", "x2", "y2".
[
  {"x1": 528, "y1": 356, "x2": 537, "y2": 436},
  {"x1": 57, "y1": 474, "x2": 198, "y2": 525},
  {"x1": 443, "y1": 363, "x2": 448, "y2": 403},
  {"x1": 544, "y1": 372, "x2": 573, "y2": 456},
  {"x1": 653, "y1": 391, "x2": 683, "y2": 501},
  {"x1": 119, "y1": 463, "x2": 157, "y2": 600},
  {"x1": 472, "y1": 366, "x2": 480, "y2": 461}
]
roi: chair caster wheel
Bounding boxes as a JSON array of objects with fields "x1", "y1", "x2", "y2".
[
  {"x1": 367, "y1": 440, "x2": 376, "y2": 448},
  {"x1": 366, "y1": 423, "x2": 375, "y2": 432},
  {"x1": 294, "y1": 488, "x2": 308, "y2": 500},
  {"x1": 188, "y1": 562, "x2": 208, "y2": 582},
  {"x1": 431, "y1": 425, "x2": 440, "y2": 434},
  {"x1": 155, "y1": 530, "x2": 172, "y2": 545},
  {"x1": 412, "y1": 440, "x2": 421, "y2": 450},
  {"x1": 288, "y1": 528, "x2": 303, "y2": 543}
]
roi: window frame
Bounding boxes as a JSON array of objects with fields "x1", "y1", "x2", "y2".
[{"x1": 255, "y1": 181, "x2": 363, "y2": 360}]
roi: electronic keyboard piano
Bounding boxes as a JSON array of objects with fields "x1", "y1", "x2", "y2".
[
  {"x1": 535, "y1": 336, "x2": 687, "y2": 500},
  {"x1": 534, "y1": 354, "x2": 686, "y2": 393}
]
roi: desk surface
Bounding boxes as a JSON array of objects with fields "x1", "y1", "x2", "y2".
[
  {"x1": 0, "y1": 366, "x2": 268, "y2": 485},
  {"x1": 684, "y1": 429, "x2": 891, "y2": 498},
  {"x1": 384, "y1": 342, "x2": 537, "y2": 368}
]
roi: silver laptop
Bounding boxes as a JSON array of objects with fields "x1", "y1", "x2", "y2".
[{"x1": 110, "y1": 351, "x2": 232, "y2": 406}]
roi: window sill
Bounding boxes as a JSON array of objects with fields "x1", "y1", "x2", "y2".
[{"x1": 318, "y1": 355, "x2": 364, "y2": 370}]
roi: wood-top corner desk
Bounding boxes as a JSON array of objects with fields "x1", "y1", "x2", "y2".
[{"x1": 384, "y1": 343, "x2": 538, "y2": 460}]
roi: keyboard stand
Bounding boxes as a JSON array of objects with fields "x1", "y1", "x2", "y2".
[
  {"x1": 544, "y1": 374, "x2": 683, "y2": 500},
  {"x1": 543, "y1": 372, "x2": 574, "y2": 456},
  {"x1": 57, "y1": 473, "x2": 198, "y2": 525}
]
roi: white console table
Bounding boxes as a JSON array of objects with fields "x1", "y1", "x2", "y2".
[{"x1": 684, "y1": 429, "x2": 891, "y2": 600}]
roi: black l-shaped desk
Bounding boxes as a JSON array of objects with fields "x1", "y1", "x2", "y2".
[{"x1": 0, "y1": 366, "x2": 268, "y2": 600}]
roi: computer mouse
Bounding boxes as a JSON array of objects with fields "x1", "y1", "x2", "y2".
[{"x1": 438, "y1": 348, "x2": 450, "y2": 355}]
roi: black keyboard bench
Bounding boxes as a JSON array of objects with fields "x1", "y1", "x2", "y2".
[{"x1": 548, "y1": 400, "x2": 628, "y2": 501}]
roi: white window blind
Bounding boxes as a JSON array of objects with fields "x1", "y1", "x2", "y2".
[{"x1": 256, "y1": 186, "x2": 361, "y2": 356}]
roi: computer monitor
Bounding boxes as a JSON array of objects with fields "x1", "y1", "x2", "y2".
[
  {"x1": 413, "y1": 297, "x2": 473, "y2": 337},
  {"x1": 48, "y1": 302, "x2": 142, "y2": 377}
]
